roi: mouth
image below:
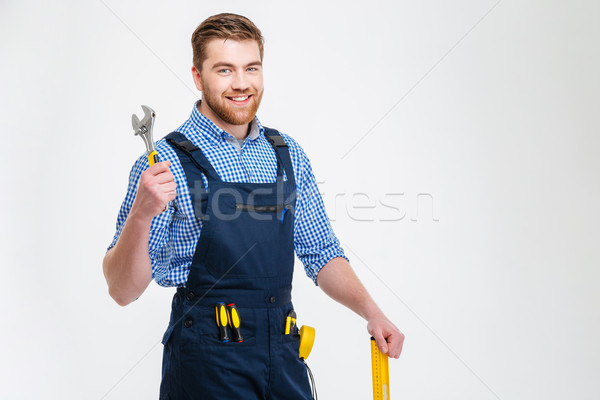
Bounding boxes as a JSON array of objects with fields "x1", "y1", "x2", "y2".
[{"x1": 225, "y1": 94, "x2": 253, "y2": 106}]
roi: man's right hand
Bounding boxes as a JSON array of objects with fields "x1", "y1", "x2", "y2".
[{"x1": 131, "y1": 160, "x2": 177, "y2": 218}]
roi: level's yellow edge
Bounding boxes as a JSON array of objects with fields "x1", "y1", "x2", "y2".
[{"x1": 371, "y1": 337, "x2": 390, "y2": 400}]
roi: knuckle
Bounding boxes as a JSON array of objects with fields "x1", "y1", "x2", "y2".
[
  {"x1": 141, "y1": 179, "x2": 152, "y2": 190},
  {"x1": 144, "y1": 179, "x2": 157, "y2": 190}
]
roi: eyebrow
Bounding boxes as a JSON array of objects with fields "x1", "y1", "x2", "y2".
[{"x1": 211, "y1": 61, "x2": 262, "y2": 70}]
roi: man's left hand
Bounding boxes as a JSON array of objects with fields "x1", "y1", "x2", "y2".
[{"x1": 367, "y1": 316, "x2": 405, "y2": 359}]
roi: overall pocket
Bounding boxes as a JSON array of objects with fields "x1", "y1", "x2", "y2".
[
  {"x1": 236, "y1": 203, "x2": 291, "y2": 223},
  {"x1": 180, "y1": 306, "x2": 258, "y2": 348}
]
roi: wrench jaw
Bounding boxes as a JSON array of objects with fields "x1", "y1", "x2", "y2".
[
  {"x1": 138, "y1": 127, "x2": 155, "y2": 154},
  {"x1": 132, "y1": 105, "x2": 157, "y2": 155},
  {"x1": 132, "y1": 114, "x2": 141, "y2": 131}
]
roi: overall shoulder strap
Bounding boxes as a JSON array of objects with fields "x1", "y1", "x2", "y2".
[
  {"x1": 164, "y1": 131, "x2": 216, "y2": 221},
  {"x1": 165, "y1": 132, "x2": 220, "y2": 182},
  {"x1": 263, "y1": 127, "x2": 296, "y2": 187}
]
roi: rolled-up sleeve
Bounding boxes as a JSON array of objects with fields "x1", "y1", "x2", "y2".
[{"x1": 290, "y1": 140, "x2": 348, "y2": 284}]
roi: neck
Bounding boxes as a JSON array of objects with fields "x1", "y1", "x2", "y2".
[{"x1": 197, "y1": 101, "x2": 251, "y2": 140}]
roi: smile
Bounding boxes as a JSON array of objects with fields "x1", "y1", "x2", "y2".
[{"x1": 226, "y1": 95, "x2": 252, "y2": 105}]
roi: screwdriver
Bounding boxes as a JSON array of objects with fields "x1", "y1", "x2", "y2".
[
  {"x1": 285, "y1": 310, "x2": 297, "y2": 334},
  {"x1": 215, "y1": 302, "x2": 230, "y2": 342},
  {"x1": 227, "y1": 303, "x2": 243, "y2": 342}
]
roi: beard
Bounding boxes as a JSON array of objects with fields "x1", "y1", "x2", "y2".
[{"x1": 201, "y1": 83, "x2": 263, "y2": 126}]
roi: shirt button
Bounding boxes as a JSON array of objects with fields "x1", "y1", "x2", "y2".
[
  {"x1": 186, "y1": 291, "x2": 195, "y2": 301},
  {"x1": 184, "y1": 318, "x2": 193, "y2": 328},
  {"x1": 269, "y1": 296, "x2": 276, "y2": 304}
]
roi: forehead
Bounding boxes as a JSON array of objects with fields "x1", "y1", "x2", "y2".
[{"x1": 203, "y1": 39, "x2": 261, "y2": 67}]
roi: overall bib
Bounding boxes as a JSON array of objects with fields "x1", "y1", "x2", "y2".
[{"x1": 159, "y1": 129, "x2": 312, "y2": 399}]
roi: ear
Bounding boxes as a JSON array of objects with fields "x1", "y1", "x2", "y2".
[{"x1": 191, "y1": 66, "x2": 203, "y2": 91}]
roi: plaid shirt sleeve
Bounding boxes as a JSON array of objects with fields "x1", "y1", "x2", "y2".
[
  {"x1": 106, "y1": 150, "x2": 179, "y2": 285},
  {"x1": 283, "y1": 134, "x2": 349, "y2": 284}
]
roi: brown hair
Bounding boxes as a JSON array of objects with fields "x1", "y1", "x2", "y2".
[{"x1": 191, "y1": 13, "x2": 264, "y2": 71}]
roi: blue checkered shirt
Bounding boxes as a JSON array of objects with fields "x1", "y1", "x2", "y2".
[{"x1": 108, "y1": 102, "x2": 347, "y2": 287}]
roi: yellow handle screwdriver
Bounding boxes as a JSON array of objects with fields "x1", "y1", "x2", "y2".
[
  {"x1": 215, "y1": 302, "x2": 230, "y2": 343},
  {"x1": 285, "y1": 310, "x2": 297, "y2": 334},
  {"x1": 370, "y1": 337, "x2": 390, "y2": 400},
  {"x1": 227, "y1": 303, "x2": 243, "y2": 342}
]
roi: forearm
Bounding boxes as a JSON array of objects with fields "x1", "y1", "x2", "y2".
[
  {"x1": 316, "y1": 257, "x2": 384, "y2": 321},
  {"x1": 103, "y1": 209, "x2": 154, "y2": 306},
  {"x1": 316, "y1": 256, "x2": 404, "y2": 358}
]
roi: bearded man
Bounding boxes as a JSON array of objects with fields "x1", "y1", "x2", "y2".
[{"x1": 103, "y1": 13, "x2": 404, "y2": 399}]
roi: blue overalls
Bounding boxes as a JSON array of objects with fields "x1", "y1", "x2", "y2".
[{"x1": 159, "y1": 129, "x2": 313, "y2": 399}]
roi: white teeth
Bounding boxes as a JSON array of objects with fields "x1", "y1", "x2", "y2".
[{"x1": 231, "y1": 96, "x2": 249, "y2": 101}]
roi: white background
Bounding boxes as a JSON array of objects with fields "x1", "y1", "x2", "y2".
[{"x1": 1, "y1": 0, "x2": 599, "y2": 399}]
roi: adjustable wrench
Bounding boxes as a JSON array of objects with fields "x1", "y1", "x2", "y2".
[{"x1": 132, "y1": 105, "x2": 159, "y2": 166}]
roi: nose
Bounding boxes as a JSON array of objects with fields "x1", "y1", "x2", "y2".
[{"x1": 231, "y1": 70, "x2": 250, "y2": 92}]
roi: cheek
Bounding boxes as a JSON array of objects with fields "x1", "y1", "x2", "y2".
[
  {"x1": 203, "y1": 75, "x2": 231, "y2": 94},
  {"x1": 253, "y1": 76, "x2": 264, "y2": 91}
]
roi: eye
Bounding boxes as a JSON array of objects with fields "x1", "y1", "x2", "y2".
[{"x1": 218, "y1": 68, "x2": 231, "y2": 74}]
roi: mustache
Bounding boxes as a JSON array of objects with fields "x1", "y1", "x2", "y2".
[{"x1": 223, "y1": 92, "x2": 257, "y2": 97}]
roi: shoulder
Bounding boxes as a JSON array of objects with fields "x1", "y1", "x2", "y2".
[
  {"x1": 263, "y1": 127, "x2": 309, "y2": 163},
  {"x1": 155, "y1": 133, "x2": 183, "y2": 162},
  {"x1": 262, "y1": 127, "x2": 313, "y2": 184}
]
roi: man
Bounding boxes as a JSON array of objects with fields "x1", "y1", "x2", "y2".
[{"x1": 104, "y1": 13, "x2": 404, "y2": 399}]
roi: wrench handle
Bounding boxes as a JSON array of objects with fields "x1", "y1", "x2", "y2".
[{"x1": 148, "y1": 150, "x2": 159, "y2": 166}]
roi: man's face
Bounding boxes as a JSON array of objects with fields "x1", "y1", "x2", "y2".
[{"x1": 192, "y1": 39, "x2": 264, "y2": 128}]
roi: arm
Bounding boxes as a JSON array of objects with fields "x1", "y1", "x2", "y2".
[
  {"x1": 316, "y1": 257, "x2": 405, "y2": 358},
  {"x1": 103, "y1": 161, "x2": 176, "y2": 306},
  {"x1": 284, "y1": 137, "x2": 404, "y2": 356}
]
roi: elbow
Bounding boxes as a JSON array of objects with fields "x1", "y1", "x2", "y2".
[
  {"x1": 102, "y1": 251, "x2": 151, "y2": 307},
  {"x1": 105, "y1": 273, "x2": 149, "y2": 307},
  {"x1": 103, "y1": 251, "x2": 134, "y2": 306},
  {"x1": 108, "y1": 286, "x2": 134, "y2": 307}
]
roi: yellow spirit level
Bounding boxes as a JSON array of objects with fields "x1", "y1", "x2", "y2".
[{"x1": 370, "y1": 337, "x2": 390, "y2": 400}]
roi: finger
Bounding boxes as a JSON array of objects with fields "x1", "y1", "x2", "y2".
[
  {"x1": 155, "y1": 170, "x2": 175, "y2": 184},
  {"x1": 147, "y1": 160, "x2": 171, "y2": 175},
  {"x1": 162, "y1": 182, "x2": 177, "y2": 193},
  {"x1": 165, "y1": 189, "x2": 177, "y2": 202},
  {"x1": 372, "y1": 329, "x2": 389, "y2": 354},
  {"x1": 387, "y1": 332, "x2": 405, "y2": 359}
]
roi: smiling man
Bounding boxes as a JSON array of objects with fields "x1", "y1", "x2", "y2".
[
  {"x1": 193, "y1": 39, "x2": 263, "y2": 135},
  {"x1": 103, "y1": 13, "x2": 404, "y2": 399}
]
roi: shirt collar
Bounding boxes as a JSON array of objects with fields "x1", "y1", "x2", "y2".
[{"x1": 189, "y1": 100, "x2": 264, "y2": 144}]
